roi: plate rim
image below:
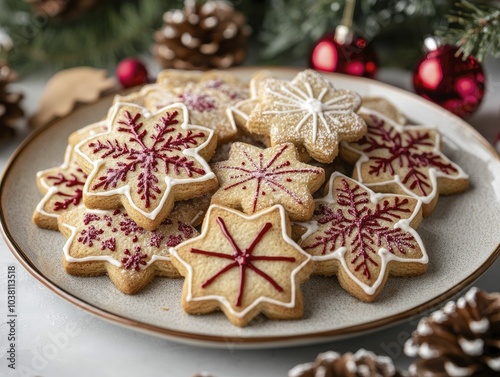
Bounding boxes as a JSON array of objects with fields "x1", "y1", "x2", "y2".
[{"x1": 1, "y1": 67, "x2": 499, "y2": 348}]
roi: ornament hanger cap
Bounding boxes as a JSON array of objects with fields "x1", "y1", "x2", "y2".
[
  {"x1": 334, "y1": 25, "x2": 354, "y2": 45},
  {"x1": 423, "y1": 36, "x2": 442, "y2": 52}
]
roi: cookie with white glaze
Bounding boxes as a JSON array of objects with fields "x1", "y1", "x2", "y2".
[{"x1": 246, "y1": 69, "x2": 366, "y2": 163}]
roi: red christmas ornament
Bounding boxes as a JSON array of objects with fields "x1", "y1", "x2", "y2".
[
  {"x1": 116, "y1": 58, "x2": 149, "y2": 88},
  {"x1": 310, "y1": 31, "x2": 378, "y2": 79},
  {"x1": 413, "y1": 45, "x2": 485, "y2": 119}
]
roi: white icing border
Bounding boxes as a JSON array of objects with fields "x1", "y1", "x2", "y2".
[
  {"x1": 61, "y1": 207, "x2": 171, "y2": 267},
  {"x1": 74, "y1": 102, "x2": 216, "y2": 221},
  {"x1": 169, "y1": 204, "x2": 312, "y2": 318},
  {"x1": 341, "y1": 108, "x2": 469, "y2": 204},
  {"x1": 298, "y1": 172, "x2": 428, "y2": 296}
]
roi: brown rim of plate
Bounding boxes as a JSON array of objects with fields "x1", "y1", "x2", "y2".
[{"x1": 1, "y1": 68, "x2": 499, "y2": 348}]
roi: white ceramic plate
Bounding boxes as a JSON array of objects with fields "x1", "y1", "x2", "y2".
[{"x1": 1, "y1": 68, "x2": 499, "y2": 348}]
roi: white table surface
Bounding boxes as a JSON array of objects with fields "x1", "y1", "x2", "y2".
[{"x1": 1, "y1": 60, "x2": 499, "y2": 377}]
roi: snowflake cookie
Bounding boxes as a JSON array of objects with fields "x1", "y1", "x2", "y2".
[
  {"x1": 246, "y1": 69, "x2": 366, "y2": 163},
  {"x1": 74, "y1": 102, "x2": 218, "y2": 231},
  {"x1": 116, "y1": 70, "x2": 249, "y2": 143},
  {"x1": 170, "y1": 205, "x2": 313, "y2": 327},
  {"x1": 298, "y1": 172, "x2": 427, "y2": 302},
  {"x1": 211, "y1": 142, "x2": 325, "y2": 221},
  {"x1": 58, "y1": 205, "x2": 198, "y2": 294},
  {"x1": 33, "y1": 145, "x2": 88, "y2": 230},
  {"x1": 340, "y1": 110, "x2": 469, "y2": 217}
]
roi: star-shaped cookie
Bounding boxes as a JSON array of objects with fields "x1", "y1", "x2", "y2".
[
  {"x1": 170, "y1": 205, "x2": 312, "y2": 327},
  {"x1": 33, "y1": 145, "x2": 88, "y2": 230},
  {"x1": 116, "y1": 70, "x2": 249, "y2": 143},
  {"x1": 298, "y1": 172, "x2": 428, "y2": 302},
  {"x1": 340, "y1": 110, "x2": 469, "y2": 216},
  {"x1": 246, "y1": 69, "x2": 366, "y2": 163},
  {"x1": 211, "y1": 142, "x2": 325, "y2": 221},
  {"x1": 59, "y1": 205, "x2": 198, "y2": 294},
  {"x1": 74, "y1": 102, "x2": 217, "y2": 230}
]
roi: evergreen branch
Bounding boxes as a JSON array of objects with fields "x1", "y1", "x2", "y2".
[
  {"x1": 0, "y1": 0, "x2": 179, "y2": 72},
  {"x1": 438, "y1": 0, "x2": 500, "y2": 61}
]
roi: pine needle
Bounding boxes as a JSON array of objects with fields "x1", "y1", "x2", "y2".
[{"x1": 437, "y1": 0, "x2": 500, "y2": 61}]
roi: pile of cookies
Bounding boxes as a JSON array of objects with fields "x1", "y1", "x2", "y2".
[{"x1": 33, "y1": 69, "x2": 469, "y2": 327}]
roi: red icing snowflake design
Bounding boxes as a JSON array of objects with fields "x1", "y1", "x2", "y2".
[
  {"x1": 190, "y1": 216, "x2": 296, "y2": 306},
  {"x1": 170, "y1": 205, "x2": 312, "y2": 324},
  {"x1": 213, "y1": 143, "x2": 323, "y2": 214},
  {"x1": 63, "y1": 207, "x2": 197, "y2": 271},
  {"x1": 76, "y1": 103, "x2": 214, "y2": 215},
  {"x1": 300, "y1": 173, "x2": 426, "y2": 294},
  {"x1": 344, "y1": 113, "x2": 466, "y2": 202}
]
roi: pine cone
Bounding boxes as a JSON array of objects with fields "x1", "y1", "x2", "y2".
[
  {"x1": 0, "y1": 62, "x2": 23, "y2": 137},
  {"x1": 153, "y1": 0, "x2": 250, "y2": 70},
  {"x1": 24, "y1": 0, "x2": 98, "y2": 20},
  {"x1": 288, "y1": 349, "x2": 406, "y2": 377},
  {"x1": 405, "y1": 287, "x2": 500, "y2": 376}
]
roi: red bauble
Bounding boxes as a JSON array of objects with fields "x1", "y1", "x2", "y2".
[
  {"x1": 413, "y1": 45, "x2": 485, "y2": 119},
  {"x1": 116, "y1": 58, "x2": 149, "y2": 88},
  {"x1": 310, "y1": 32, "x2": 378, "y2": 78}
]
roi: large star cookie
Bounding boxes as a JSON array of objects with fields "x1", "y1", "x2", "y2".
[
  {"x1": 340, "y1": 110, "x2": 469, "y2": 216},
  {"x1": 170, "y1": 205, "x2": 312, "y2": 327},
  {"x1": 33, "y1": 145, "x2": 88, "y2": 230},
  {"x1": 246, "y1": 69, "x2": 366, "y2": 163},
  {"x1": 299, "y1": 172, "x2": 427, "y2": 302},
  {"x1": 75, "y1": 102, "x2": 217, "y2": 231},
  {"x1": 211, "y1": 142, "x2": 325, "y2": 221},
  {"x1": 59, "y1": 206, "x2": 198, "y2": 294}
]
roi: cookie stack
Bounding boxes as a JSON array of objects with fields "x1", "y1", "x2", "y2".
[{"x1": 32, "y1": 69, "x2": 469, "y2": 327}]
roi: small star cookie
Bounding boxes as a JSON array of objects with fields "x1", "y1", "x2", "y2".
[
  {"x1": 246, "y1": 69, "x2": 366, "y2": 163},
  {"x1": 58, "y1": 206, "x2": 198, "y2": 294},
  {"x1": 298, "y1": 172, "x2": 428, "y2": 302},
  {"x1": 340, "y1": 110, "x2": 469, "y2": 216},
  {"x1": 211, "y1": 142, "x2": 325, "y2": 221},
  {"x1": 170, "y1": 205, "x2": 312, "y2": 327},
  {"x1": 74, "y1": 102, "x2": 217, "y2": 231}
]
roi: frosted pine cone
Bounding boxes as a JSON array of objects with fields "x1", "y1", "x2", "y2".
[
  {"x1": 288, "y1": 349, "x2": 405, "y2": 377},
  {"x1": 25, "y1": 0, "x2": 98, "y2": 20},
  {"x1": 0, "y1": 61, "x2": 23, "y2": 138},
  {"x1": 153, "y1": 0, "x2": 250, "y2": 70},
  {"x1": 404, "y1": 287, "x2": 500, "y2": 376}
]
